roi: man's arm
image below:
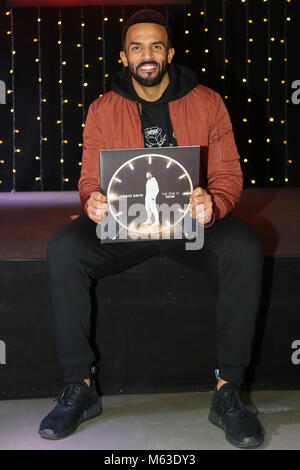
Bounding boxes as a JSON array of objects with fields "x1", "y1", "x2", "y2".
[
  {"x1": 78, "y1": 101, "x2": 105, "y2": 214},
  {"x1": 205, "y1": 92, "x2": 243, "y2": 225},
  {"x1": 190, "y1": 92, "x2": 242, "y2": 228}
]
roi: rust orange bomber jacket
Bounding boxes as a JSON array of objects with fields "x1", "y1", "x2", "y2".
[{"x1": 78, "y1": 76, "x2": 243, "y2": 227}]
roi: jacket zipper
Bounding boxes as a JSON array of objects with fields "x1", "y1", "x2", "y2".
[
  {"x1": 136, "y1": 101, "x2": 142, "y2": 118},
  {"x1": 135, "y1": 101, "x2": 145, "y2": 144}
]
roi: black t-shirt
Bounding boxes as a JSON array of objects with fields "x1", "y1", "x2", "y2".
[
  {"x1": 127, "y1": 70, "x2": 179, "y2": 148},
  {"x1": 138, "y1": 101, "x2": 178, "y2": 148}
]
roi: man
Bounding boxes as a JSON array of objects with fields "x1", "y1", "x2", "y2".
[
  {"x1": 143, "y1": 172, "x2": 160, "y2": 226},
  {"x1": 39, "y1": 10, "x2": 264, "y2": 448}
]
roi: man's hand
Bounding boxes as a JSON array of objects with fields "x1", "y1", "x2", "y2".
[
  {"x1": 86, "y1": 192, "x2": 108, "y2": 224},
  {"x1": 189, "y1": 187, "x2": 213, "y2": 225}
]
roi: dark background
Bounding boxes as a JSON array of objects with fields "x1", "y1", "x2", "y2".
[{"x1": 0, "y1": 0, "x2": 299, "y2": 192}]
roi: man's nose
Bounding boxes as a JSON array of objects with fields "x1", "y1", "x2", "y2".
[{"x1": 141, "y1": 46, "x2": 155, "y2": 61}]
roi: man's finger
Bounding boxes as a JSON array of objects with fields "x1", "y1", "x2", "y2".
[
  {"x1": 92, "y1": 192, "x2": 107, "y2": 202},
  {"x1": 91, "y1": 200, "x2": 108, "y2": 210},
  {"x1": 191, "y1": 187, "x2": 205, "y2": 197},
  {"x1": 195, "y1": 204, "x2": 205, "y2": 213},
  {"x1": 189, "y1": 205, "x2": 203, "y2": 218},
  {"x1": 190, "y1": 196, "x2": 205, "y2": 206},
  {"x1": 95, "y1": 207, "x2": 108, "y2": 217},
  {"x1": 197, "y1": 208, "x2": 213, "y2": 222}
]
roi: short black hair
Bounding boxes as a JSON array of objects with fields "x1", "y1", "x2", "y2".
[{"x1": 122, "y1": 9, "x2": 173, "y2": 50}]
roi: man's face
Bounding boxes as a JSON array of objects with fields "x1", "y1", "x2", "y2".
[
  {"x1": 146, "y1": 172, "x2": 152, "y2": 179},
  {"x1": 120, "y1": 23, "x2": 175, "y2": 87}
]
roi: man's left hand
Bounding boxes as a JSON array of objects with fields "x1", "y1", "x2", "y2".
[{"x1": 189, "y1": 187, "x2": 214, "y2": 225}]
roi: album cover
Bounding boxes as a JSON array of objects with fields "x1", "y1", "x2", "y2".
[{"x1": 98, "y1": 146, "x2": 200, "y2": 243}]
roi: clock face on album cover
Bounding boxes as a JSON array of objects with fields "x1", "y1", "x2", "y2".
[{"x1": 107, "y1": 153, "x2": 193, "y2": 235}]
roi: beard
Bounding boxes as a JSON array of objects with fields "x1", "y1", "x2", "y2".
[{"x1": 127, "y1": 58, "x2": 169, "y2": 87}]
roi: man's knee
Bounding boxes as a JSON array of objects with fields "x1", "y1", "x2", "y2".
[
  {"x1": 229, "y1": 220, "x2": 264, "y2": 268},
  {"x1": 47, "y1": 227, "x2": 78, "y2": 263}
]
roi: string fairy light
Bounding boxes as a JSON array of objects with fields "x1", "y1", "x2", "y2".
[
  {"x1": 9, "y1": 8, "x2": 16, "y2": 191},
  {"x1": 102, "y1": 7, "x2": 107, "y2": 95},
  {"x1": 76, "y1": 7, "x2": 88, "y2": 174},
  {"x1": 244, "y1": 0, "x2": 255, "y2": 183},
  {"x1": 58, "y1": 7, "x2": 65, "y2": 189},
  {"x1": 220, "y1": 0, "x2": 227, "y2": 99},
  {"x1": 283, "y1": 0, "x2": 289, "y2": 183},
  {"x1": 36, "y1": 7, "x2": 43, "y2": 189},
  {"x1": 265, "y1": 0, "x2": 272, "y2": 183},
  {"x1": 80, "y1": 8, "x2": 86, "y2": 130},
  {"x1": 97, "y1": 15, "x2": 103, "y2": 98},
  {"x1": 184, "y1": 7, "x2": 192, "y2": 56},
  {"x1": 115, "y1": 7, "x2": 125, "y2": 72},
  {"x1": 244, "y1": 1, "x2": 256, "y2": 180},
  {"x1": 0, "y1": 10, "x2": 14, "y2": 187},
  {"x1": 183, "y1": 4, "x2": 189, "y2": 64},
  {"x1": 200, "y1": 0, "x2": 207, "y2": 76},
  {"x1": 116, "y1": 6, "x2": 124, "y2": 62},
  {"x1": 96, "y1": 6, "x2": 106, "y2": 99}
]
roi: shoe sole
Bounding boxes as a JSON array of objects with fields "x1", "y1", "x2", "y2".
[
  {"x1": 39, "y1": 399, "x2": 103, "y2": 440},
  {"x1": 208, "y1": 409, "x2": 264, "y2": 449}
]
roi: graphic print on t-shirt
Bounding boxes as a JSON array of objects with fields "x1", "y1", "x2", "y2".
[{"x1": 144, "y1": 126, "x2": 167, "y2": 148}]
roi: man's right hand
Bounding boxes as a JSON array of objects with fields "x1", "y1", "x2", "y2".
[{"x1": 86, "y1": 192, "x2": 108, "y2": 224}]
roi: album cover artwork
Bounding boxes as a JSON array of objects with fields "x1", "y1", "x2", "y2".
[{"x1": 98, "y1": 146, "x2": 200, "y2": 243}]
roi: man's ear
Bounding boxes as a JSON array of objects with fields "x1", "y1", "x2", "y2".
[
  {"x1": 167, "y1": 47, "x2": 175, "y2": 64},
  {"x1": 120, "y1": 50, "x2": 128, "y2": 68}
]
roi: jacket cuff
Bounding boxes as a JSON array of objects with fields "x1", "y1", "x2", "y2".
[{"x1": 204, "y1": 211, "x2": 215, "y2": 228}]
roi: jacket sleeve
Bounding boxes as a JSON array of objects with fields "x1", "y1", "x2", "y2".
[
  {"x1": 78, "y1": 100, "x2": 105, "y2": 214},
  {"x1": 205, "y1": 92, "x2": 243, "y2": 226}
]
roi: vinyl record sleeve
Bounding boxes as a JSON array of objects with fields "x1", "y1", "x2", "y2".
[{"x1": 98, "y1": 146, "x2": 200, "y2": 243}]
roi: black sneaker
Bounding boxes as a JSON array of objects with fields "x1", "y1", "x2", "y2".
[
  {"x1": 39, "y1": 379, "x2": 102, "y2": 440},
  {"x1": 208, "y1": 383, "x2": 264, "y2": 448}
]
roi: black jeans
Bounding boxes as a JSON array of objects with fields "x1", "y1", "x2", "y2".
[{"x1": 46, "y1": 212, "x2": 263, "y2": 385}]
